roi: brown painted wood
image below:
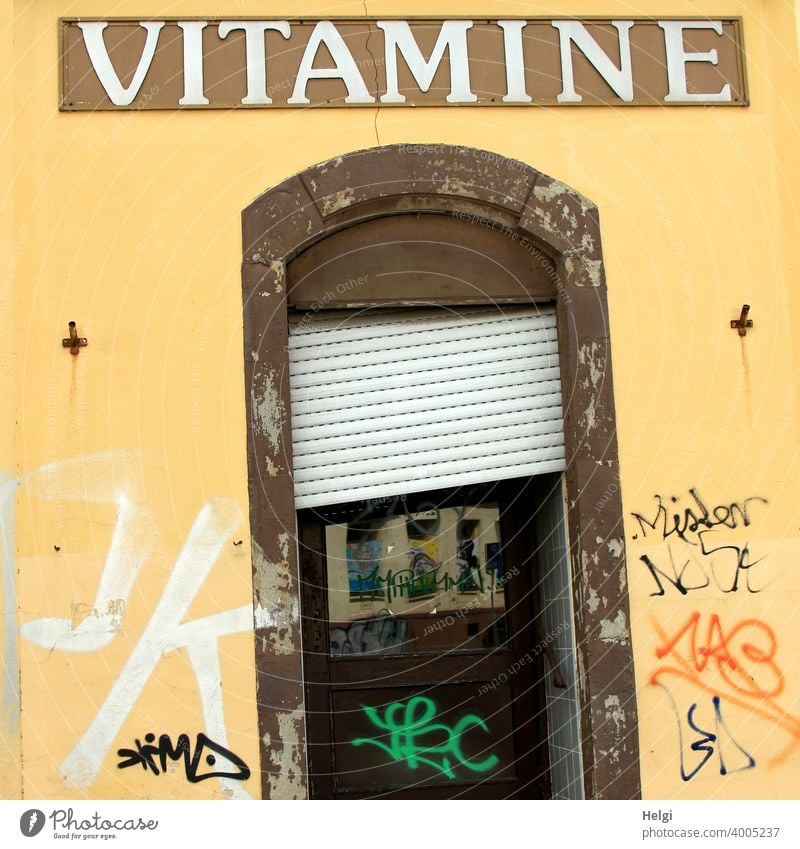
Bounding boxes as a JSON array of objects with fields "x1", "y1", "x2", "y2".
[
  {"x1": 299, "y1": 520, "x2": 335, "y2": 799},
  {"x1": 287, "y1": 212, "x2": 556, "y2": 308}
]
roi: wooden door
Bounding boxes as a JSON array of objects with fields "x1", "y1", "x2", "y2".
[{"x1": 299, "y1": 478, "x2": 552, "y2": 799}]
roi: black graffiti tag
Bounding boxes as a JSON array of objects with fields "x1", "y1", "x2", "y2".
[
  {"x1": 117, "y1": 732, "x2": 250, "y2": 783},
  {"x1": 631, "y1": 488, "x2": 766, "y2": 546},
  {"x1": 656, "y1": 684, "x2": 756, "y2": 782},
  {"x1": 632, "y1": 489, "x2": 768, "y2": 595},
  {"x1": 640, "y1": 539, "x2": 765, "y2": 596}
]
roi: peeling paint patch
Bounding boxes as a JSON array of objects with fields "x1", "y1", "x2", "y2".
[
  {"x1": 441, "y1": 177, "x2": 474, "y2": 197},
  {"x1": 565, "y1": 254, "x2": 603, "y2": 287},
  {"x1": 534, "y1": 179, "x2": 571, "y2": 204},
  {"x1": 321, "y1": 187, "x2": 355, "y2": 215},
  {"x1": 263, "y1": 706, "x2": 306, "y2": 799},
  {"x1": 70, "y1": 599, "x2": 125, "y2": 634},
  {"x1": 607, "y1": 538, "x2": 623, "y2": 559},
  {"x1": 263, "y1": 456, "x2": 282, "y2": 477},
  {"x1": 578, "y1": 341, "x2": 604, "y2": 388},
  {"x1": 251, "y1": 536, "x2": 296, "y2": 655},
  {"x1": 599, "y1": 610, "x2": 628, "y2": 644},
  {"x1": 533, "y1": 206, "x2": 556, "y2": 236},
  {"x1": 534, "y1": 181, "x2": 594, "y2": 216},
  {"x1": 582, "y1": 396, "x2": 597, "y2": 431},
  {"x1": 604, "y1": 694, "x2": 626, "y2": 737},
  {"x1": 587, "y1": 587, "x2": 600, "y2": 614},
  {"x1": 582, "y1": 258, "x2": 603, "y2": 287},
  {"x1": 581, "y1": 549, "x2": 599, "y2": 570},
  {"x1": 252, "y1": 367, "x2": 285, "y2": 457},
  {"x1": 254, "y1": 598, "x2": 299, "y2": 630}
]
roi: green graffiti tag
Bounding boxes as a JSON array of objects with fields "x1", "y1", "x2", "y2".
[
  {"x1": 351, "y1": 696, "x2": 500, "y2": 779},
  {"x1": 351, "y1": 561, "x2": 485, "y2": 603}
]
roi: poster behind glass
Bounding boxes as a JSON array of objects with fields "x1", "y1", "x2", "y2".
[{"x1": 326, "y1": 496, "x2": 509, "y2": 657}]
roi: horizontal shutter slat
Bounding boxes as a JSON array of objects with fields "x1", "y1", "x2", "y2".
[
  {"x1": 297, "y1": 457, "x2": 568, "y2": 509},
  {"x1": 293, "y1": 426, "x2": 565, "y2": 471},
  {"x1": 292, "y1": 393, "x2": 563, "y2": 434},
  {"x1": 289, "y1": 327, "x2": 559, "y2": 372},
  {"x1": 293, "y1": 407, "x2": 565, "y2": 453},
  {"x1": 289, "y1": 306, "x2": 556, "y2": 340},
  {"x1": 292, "y1": 377, "x2": 563, "y2": 416},
  {"x1": 289, "y1": 340, "x2": 559, "y2": 389}
]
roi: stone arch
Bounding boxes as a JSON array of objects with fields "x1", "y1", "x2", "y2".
[{"x1": 241, "y1": 144, "x2": 639, "y2": 799}]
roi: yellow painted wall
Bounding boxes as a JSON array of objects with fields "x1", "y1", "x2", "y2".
[
  {"x1": 1, "y1": 0, "x2": 21, "y2": 801},
  {"x1": 1, "y1": 0, "x2": 799, "y2": 799}
]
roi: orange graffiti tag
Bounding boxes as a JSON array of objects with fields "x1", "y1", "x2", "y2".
[{"x1": 650, "y1": 612, "x2": 800, "y2": 766}]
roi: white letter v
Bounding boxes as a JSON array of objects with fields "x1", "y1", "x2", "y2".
[{"x1": 78, "y1": 21, "x2": 164, "y2": 106}]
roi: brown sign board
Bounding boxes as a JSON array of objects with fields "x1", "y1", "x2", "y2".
[{"x1": 60, "y1": 17, "x2": 747, "y2": 111}]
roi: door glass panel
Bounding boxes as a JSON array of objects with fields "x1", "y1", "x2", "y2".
[{"x1": 324, "y1": 495, "x2": 510, "y2": 656}]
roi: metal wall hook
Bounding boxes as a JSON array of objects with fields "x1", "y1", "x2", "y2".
[
  {"x1": 62, "y1": 321, "x2": 88, "y2": 355},
  {"x1": 731, "y1": 305, "x2": 753, "y2": 337}
]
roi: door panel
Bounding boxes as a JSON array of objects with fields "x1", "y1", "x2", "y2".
[
  {"x1": 300, "y1": 478, "x2": 552, "y2": 799},
  {"x1": 332, "y1": 683, "x2": 517, "y2": 793}
]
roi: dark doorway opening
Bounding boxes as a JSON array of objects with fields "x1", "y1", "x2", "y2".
[{"x1": 298, "y1": 476, "x2": 563, "y2": 799}]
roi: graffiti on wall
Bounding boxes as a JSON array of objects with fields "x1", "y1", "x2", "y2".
[
  {"x1": 631, "y1": 488, "x2": 768, "y2": 595},
  {"x1": 1, "y1": 453, "x2": 254, "y2": 798},
  {"x1": 117, "y1": 732, "x2": 250, "y2": 783},
  {"x1": 635, "y1": 488, "x2": 800, "y2": 783},
  {"x1": 351, "y1": 696, "x2": 500, "y2": 779},
  {"x1": 330, "y1": 615, "x2": 409, "y2": 656},
  {"x1": 656, "y1": 685, "x2": 755, "y2": 781},
  {"x1": 649, "y1": 611, "x2": 800, "y2": 778}
]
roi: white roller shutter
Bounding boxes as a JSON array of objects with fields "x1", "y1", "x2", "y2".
[{"x1": 288, "y1": 306, "x2": 566, "y2": 509}]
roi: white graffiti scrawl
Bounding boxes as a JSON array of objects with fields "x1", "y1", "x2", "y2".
[{"x1": 3, "y1": 453, "x2": 254, "y2": 798}]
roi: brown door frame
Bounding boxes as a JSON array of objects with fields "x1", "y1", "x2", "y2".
[{"x1": 241, "y1": 144, "x2": 640, "y2": 799}]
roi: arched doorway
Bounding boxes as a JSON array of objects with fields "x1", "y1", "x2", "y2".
[{"x1": 241, "y1": 145, "x2": 639, "y2": 799}]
